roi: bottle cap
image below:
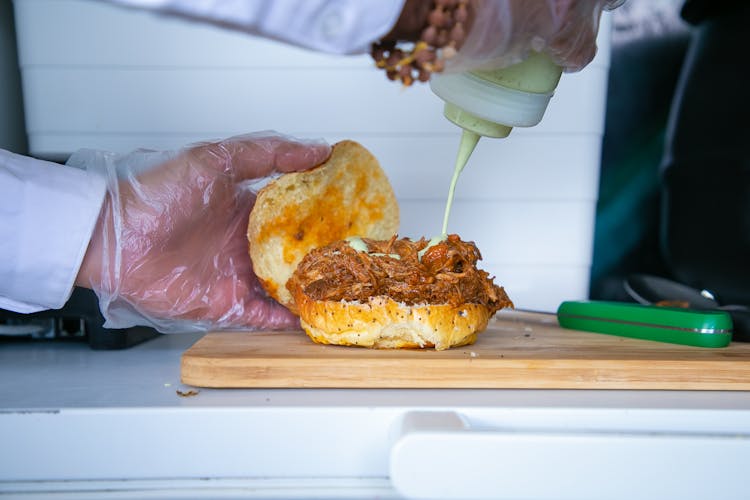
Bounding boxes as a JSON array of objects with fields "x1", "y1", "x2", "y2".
[{"x1": 430, "y1": 71, "x2": 555, "y2": 129}]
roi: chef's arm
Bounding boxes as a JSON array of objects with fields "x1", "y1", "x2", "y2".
[
  {"x1": 0, "y1": 149, "x2": 106, "y2": 314},
  {"x1": 1, "y1": 133, "x2": 330, "y2": 331},
  {"x1": 103, "y1": 0, "x2": 407, "y2": 55},
  {"x1": 102, "y1": 0, "x2": 623, "y2": 78}
]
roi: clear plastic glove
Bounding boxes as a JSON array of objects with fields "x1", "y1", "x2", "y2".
[
  {"x1": 71, "y1": 132, "x2": 331, "y2": 333},
  {"x1": 448, "y1": 0, "x2": 624, "y2": 73}
]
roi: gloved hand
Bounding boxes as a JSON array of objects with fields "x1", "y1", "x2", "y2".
[
  {"x1": 72, "y1": 132, "x2": 331, "y2": 333},
  {"x1": 448, "y1": 0, "x2": 624, "y2": 73}
]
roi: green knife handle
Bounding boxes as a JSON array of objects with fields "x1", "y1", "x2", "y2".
[{"x1": 557, "y1": 301, "x2": 733, "y2": 348}]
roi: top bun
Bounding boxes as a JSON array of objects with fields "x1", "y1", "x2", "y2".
[{"x1": 247, "y1": 140, "x2": 399, "y2": 311}]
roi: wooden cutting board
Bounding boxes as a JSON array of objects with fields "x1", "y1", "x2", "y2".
[{"x1": 181, "y1": 310, "x2": 750, "y2": 390}]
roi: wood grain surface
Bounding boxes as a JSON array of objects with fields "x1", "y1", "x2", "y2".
[{"x1": 181, "y1": 310, "x2": 750, "y2": 390}]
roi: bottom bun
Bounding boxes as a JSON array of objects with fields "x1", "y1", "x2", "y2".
[{"x1": 295, "y1": 293, "x2": 492, "y2": 351}]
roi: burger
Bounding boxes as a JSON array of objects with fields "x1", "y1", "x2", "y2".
[{"x1": 247, "y1": 140, "x2": 512, "y2": 350}]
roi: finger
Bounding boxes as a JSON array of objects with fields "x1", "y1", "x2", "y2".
[
  {"x1": 204, "y1": 250, "x2": 300, "y2": 330},
  {"x1": 214, "y1": 134, "x2": 331, "y2": 180},
  {"x1": 548, "y1": 21, "x2": 598, "y2": 71},
  {"x1": 274, "y1": 139, "x2": 331, "y2": 173},
  {"x1": 247, "y1": 298, "x2": 301, "y2": 330}
]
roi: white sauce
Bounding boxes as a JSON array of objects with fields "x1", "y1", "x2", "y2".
[
  {"x1": 416, "y1": 129, "x2": 481, "y2": 262},
  {"x1": 441, "y1": 129, "x2": 481, "y2": 235},
  {"x1": 346, "y1": 236, "x2": 400, "y2": 259},
  {"x1": 345, "y1": 236, "x2": 368, "y2": 253},
  {"x1": 348, "y1": 127, "x2": 479, "y2": 264},
  {"x1": 417, "y1": 234, "x2": 447, "y2": 260}
]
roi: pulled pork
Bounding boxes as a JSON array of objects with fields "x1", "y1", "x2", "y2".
[{"x1": 287, "y1": 234, "x2": 513, "y2": 314}]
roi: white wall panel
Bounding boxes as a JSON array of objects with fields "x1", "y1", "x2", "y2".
[{"x1": 398, "y1": 200, "x2": 596, "y2": 265}]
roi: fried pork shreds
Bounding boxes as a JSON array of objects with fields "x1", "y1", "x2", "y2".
[{"x1": 287, "y1": 234, "x2": 513, "y2": 314}]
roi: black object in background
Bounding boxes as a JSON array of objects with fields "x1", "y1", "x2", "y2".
[
  {"x1": 590, "y1": 3, "x2": 690, "y2": 302},
  {"x1": 660, "y1": 1, "x2": 750, "y2": 306},
  {"x1": 0, "y1": 288, "x2": 159, "y2": 349},
  {"x1": 591, "y1": 0, "x2": 748, "y2": 311},
  {"x1": 625, "y1": 273, "x2": 750, "y2": 342}
]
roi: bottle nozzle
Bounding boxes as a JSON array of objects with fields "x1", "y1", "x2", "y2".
[
  {"x1": 443, "y1": 102, "x2": 513, "y2": 138},
  {"x1": 431, "y1": 52, "x2": 563, "y2": 139}
]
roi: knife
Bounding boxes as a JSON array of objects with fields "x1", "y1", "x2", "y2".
[{"x1": 557, "y1": 300, "x2": 733, "y2": 348}]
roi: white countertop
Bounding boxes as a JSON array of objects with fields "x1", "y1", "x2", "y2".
[
  {"x1": 3, "y1": 333, "x2": 750, "y2": 499},
  {"x1": 4, "y1": 331, "x2": 750, "y2": 410}
]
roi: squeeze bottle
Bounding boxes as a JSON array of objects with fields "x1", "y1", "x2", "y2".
[
  {"x1": 429, "y1": 52, "x2": 563, "y2": 234},
  {"x1": 430, "y1": 51, "x2": 563, "y2": 139}
]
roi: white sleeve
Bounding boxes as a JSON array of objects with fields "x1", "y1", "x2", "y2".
[
  {"x1": 0, "y1": 150, "x2": 106, "y2": 314},
  {"x1": 104, "y1": 0, "x2": 405, "y2": 54}
]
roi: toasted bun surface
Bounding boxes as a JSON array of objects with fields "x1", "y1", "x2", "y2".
[
  {"x1": 292, "y1": 293, "x2": 492, "y2": 351},
  {"x1": 248, "y1": 140, "x2": 399, "y2": 310}
]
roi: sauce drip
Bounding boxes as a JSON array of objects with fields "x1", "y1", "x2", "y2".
[
  {"x1": 441, "y1": 129, "x2": 480, "y2": 235},
  {"x1": 345, "y1": 236, "x2": 368, "y2": 253},
  {"x1": 417, "y1": 234, "x2": 447, "y2": 260},
  {"x1": 345, "y1": 236, "x2": 400, "y2": 259},
  {"x1": 416, "y1": 129, "x2": 481, "y2": 261},
  {"x1": 348, "y1": 129, "x2": 480, "y2": 263}
]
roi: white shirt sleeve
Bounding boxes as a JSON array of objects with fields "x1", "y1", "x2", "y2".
[
  {"x1": 0, "y1": 149, "x2": 106, "y2": 314},
  {"x1": 104, "y1": 0, "x2": 405, "y2": 54}
]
